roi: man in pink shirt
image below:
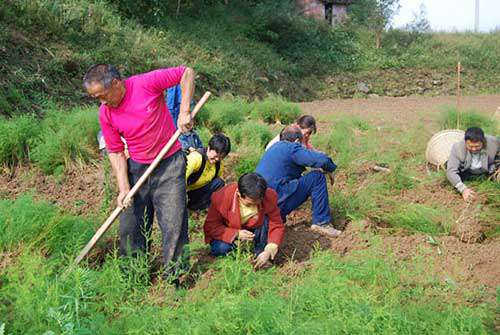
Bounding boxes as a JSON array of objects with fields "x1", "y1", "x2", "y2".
[{"x1": 84, "y1": 64, "x2": 195, "y2": 280}]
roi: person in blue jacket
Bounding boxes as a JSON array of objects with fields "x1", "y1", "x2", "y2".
[
  {"x1": 166, "y1": 84, "x2": 203, "y2": 151},
  {"x1": 256, "y1": 125, "x2": 341, "y2": 237}
]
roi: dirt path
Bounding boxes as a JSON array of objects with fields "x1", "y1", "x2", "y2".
[{"x1": 300, "y1": 94, "x2": 500, "y2": 126}]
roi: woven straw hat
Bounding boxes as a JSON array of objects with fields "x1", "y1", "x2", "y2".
[{"x1": 425, "y1": 129, "x2": 465, "y2": 169}]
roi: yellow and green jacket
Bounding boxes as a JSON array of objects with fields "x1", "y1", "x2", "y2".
[{"x1": 186, "y1": 149, "x2": 224, "y2": 191}]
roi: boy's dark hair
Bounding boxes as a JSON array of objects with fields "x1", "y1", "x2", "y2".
[
  {"x1": 464, "y1": 127, "x2": 486, "y2": 145},
  {"x1": 296, "y1": 115, "x2": 317, "y2": 134},
  {"x1": 280, "y1": 125, "x2": 303, "y2": 142},
  {"x1": 208, "y1": 134, "x2": 231, "y2": 156},
  {"x1": 83, "y1": 64, "x2": 121, "y2": 88},
  {"x1": 238, "y1": 173, "x2": 267, "y2": 200}
]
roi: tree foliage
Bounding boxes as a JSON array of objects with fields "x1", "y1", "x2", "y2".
[{"x1": 349, "y1": 0, "x2": 401, "y2": 48}]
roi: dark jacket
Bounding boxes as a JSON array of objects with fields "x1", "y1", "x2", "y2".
[{"x1": 256, "y1": 141, "x2": 336, "y2": 203}]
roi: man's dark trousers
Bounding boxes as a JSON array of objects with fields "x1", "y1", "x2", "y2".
[{"x1": 119, "y1": 150, "x2": 188, "y2": 274}]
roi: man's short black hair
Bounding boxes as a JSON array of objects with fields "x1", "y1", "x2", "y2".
[
  {"x1": 238, "y1": 173, "x2": 267, "y2": 200},
  {"x1": 464, "y1": 127, "x2": 486, "y2": 144},
  {"x1": 280, "y1": 125, "x2": 303, "y2": 142},
  {"x1": 296, "y1": 115, "x2": 317, "y2": 134},
  {"x1": 83, "y1": 64, "x2": 121, "y2": 88},
  {"x1": 208, "y1": 134, "x2": 231, "y2": 157}
]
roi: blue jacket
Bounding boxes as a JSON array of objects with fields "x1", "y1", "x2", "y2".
[
  {"x1": 166, "y1": 84, "x2": 182, "y2": 128},
  {"x1": 256, "y1": 141, "x2": 337, "y2": 203}
]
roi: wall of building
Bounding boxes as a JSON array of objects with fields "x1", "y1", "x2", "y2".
[
  {"x1": 296, "y1": 0, "x2": 325, "y2": 21},
  {"x1": 331, "y1": 4, "x2": 348, "y2": 26}
]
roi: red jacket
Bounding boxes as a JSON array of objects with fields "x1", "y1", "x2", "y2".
[{"x1": 204, "y1": 183, "x2": 285, "y2": 246}]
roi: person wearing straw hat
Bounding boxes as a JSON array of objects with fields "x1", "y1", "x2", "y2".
[
  {"x1": 84, "y1": 64, "x2": 195, "y2": 280},
  {"x1": 446, "y1": 127, "x2": 499, "y2": 202}
]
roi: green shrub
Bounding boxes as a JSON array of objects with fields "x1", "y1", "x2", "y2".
[
  {"x1": 196, "y1": 126, "x2": 212, "y2": 146},
  {"x1": 0, "y1": 236, "x2": 492, "y2": 334},
  {"x1": 385, "y1": 164, "x2": 415, "y2": 191},
  {"x1": 234, "y1": 146, "x2": 263, "y2": 175},
  {"x1": 200, "y1": 97, "x2": 250, "y2": 132},
  {"x1": 0, "y1": 115, "x2": 40, "y2": 167},
  {"x1": 251, "y1": 95, "x2": 301, "y2": 124},
  {"x1": 387, "y1": 204, "x2": 450, "y2": 235},
  {"x1": 440, "y1": 107, "x2": 497, "y2": 134},
  {"x1": 313, "y1": 119, "x2": 354, "y2": 168},
  {"x1": 0, "y1": 196, "x2": 58, "y2": 250},
  {"x1": 31, "y1": 107, "x2": 99, "y2": 174},
  {"x1": 226, "y1": 121, "x2": 273, "y2": 149},
  {"x1": 0, "y1": 195, "x2": 96, "y2": 255}
]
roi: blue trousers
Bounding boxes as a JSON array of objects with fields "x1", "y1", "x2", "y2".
[
  {"x1": 279, "y1": 170, "x2": 331, "y2": 226},
  {"x1": 210, "y1": 218, "x2": 269, "y2": 257},
  {"x1": 187, "y1": 177, "x2": 225, "y2": 211}
]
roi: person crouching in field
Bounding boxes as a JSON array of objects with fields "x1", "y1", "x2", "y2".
[
  {"x1": 447, "y1": 127, "x2": 499, "y2": 202},
  {"x1": 203, "y1": 173, "x2": 285, "y2": 269},
  {"x1": 186, "y1": 134, "x2": 231, "y2": 210},
  {"x1": 265, "y1": 115, "x2": 317, "y2": 151},
  {"x1": 256, "y1": 125, "x2": 340, "y2": 238}
]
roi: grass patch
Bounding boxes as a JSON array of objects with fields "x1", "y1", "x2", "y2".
[
  {"x1": 313, "y1": 117, "x2": 371, "y2": 169},
  {"x1": 226, "y1": 121, "x2": 274, "y2": 149},
  {"x1": 251, "y1": 94, "x2": 302, "y2": 124},
  {"x1": 199, "y1": 97, "x2": 250, "y2": 133},
  {"x1": 0, "y1": 105, "x2": 99, "y2": 173},
  {"x1": 0, "y1": 114, "x2": 40, "y2": 167},
  {"x1": 234, "y1": 145, "x2": 263, "y2": 176},
  {"x1": 386, "y1": 203, "x2": 451, "y2": 235},
  {"x1": 440, "y1": 107, "x2": 497, "y2": 134},
  {"x1": 385, "y1": 163, "x2": 415, "y2": 191},
  {"x1": 32, "y1": 107, "x2": 99, "y2": 174},
  {"x1": 0, "y1": 213, "x2": 494, "y2": 334},
  {"x1": 0, "y1": 195, "x2": 97, "y2": 255}
]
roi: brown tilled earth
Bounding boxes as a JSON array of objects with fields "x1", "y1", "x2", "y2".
[{"x1": 1, "y1": 94, "x2": 499, "y2": 297}]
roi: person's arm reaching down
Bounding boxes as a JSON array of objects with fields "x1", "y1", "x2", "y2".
[
  {"x1": 99, "y1": 110, "x2": 131, "y2": 207},
  {"x1": 108, "y1": 152, "x2": 131, "y2": 208},
  {"x1": 255, "y1": 190, "x2": 284, "y2": 269},
  {"x1": 291, "y1": 144, "x2": 337, "y2": 172},
  {"x1": 446, "y1": 144, "x2": 466, "y2": 194},
  {"x1": 204, "y1": 197, "x2": 239, "y2": 244},
  {"x1": 178, "y1": 67, "x2": 196, "y2": 133}
]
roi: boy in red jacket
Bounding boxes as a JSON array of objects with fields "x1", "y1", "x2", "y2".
[{"x1": 204, "y1": 173, "x2": 285, "y2": 268}]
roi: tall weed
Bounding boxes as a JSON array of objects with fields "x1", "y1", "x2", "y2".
[
  {"x1": 251, "y1": 94, "x2": 301, "y2": 124},
  {"x1": 387, "y1": 203, "x2": 451, "y2": 235},
  {"x1": 199, "y1": 97, "x2": 249, "y2": 132},
  {"x1": 0, "y1": 115, "x2": 40, "y2": 167},
  {"x1": 440, "y1": 107, "x2": 497, "y2": 134},
  {"x1": 31, "y1": 107, "x2": 99, "y2": 174}
]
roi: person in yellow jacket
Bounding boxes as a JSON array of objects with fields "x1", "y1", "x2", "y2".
[{"x1": 186, "y1": 134, "x2": 231, "y2": 210}]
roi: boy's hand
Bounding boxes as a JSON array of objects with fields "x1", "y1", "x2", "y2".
[
  {"x1": 254, "y1": 243, "x2": 278, "y2": 269},
  {"x1": 254, "y1": 250, "x2": 271, "y2": 269},
  {"x1": 238, "y1": 229, "x2": 255, "y2": 241}
]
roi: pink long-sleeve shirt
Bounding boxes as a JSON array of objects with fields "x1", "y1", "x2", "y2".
[{"x1": 99, "y1": 66, "x2": 185, "y2": 164}]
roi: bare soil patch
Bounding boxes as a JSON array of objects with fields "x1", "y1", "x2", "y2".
[{"x1": 0, "y1": 164, "x2": 106, "y2": 216}]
